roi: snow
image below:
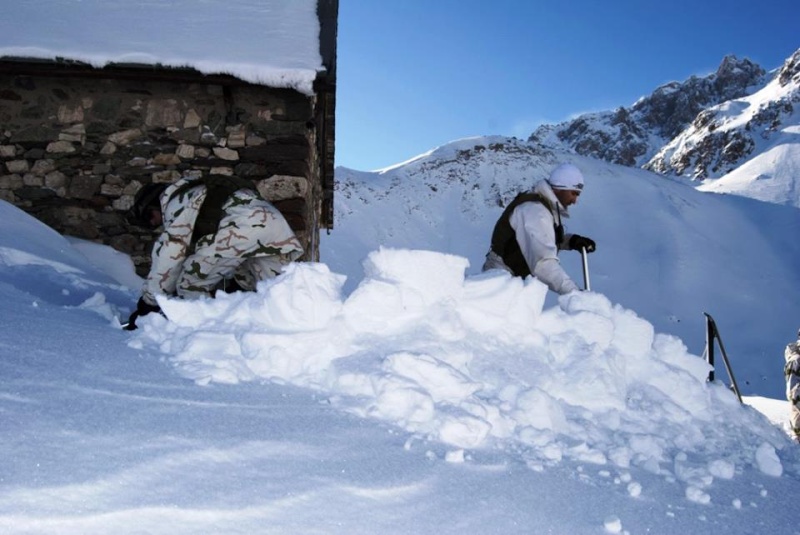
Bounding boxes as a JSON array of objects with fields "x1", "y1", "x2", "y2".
[
  {"x1": 698, "y1": 141, "x2": 800, "y2": 207},
  {"x1": 2, "y1": 149, "x2": 800, "y2": 533},
  {"x1": 0, "y1": 0, "x2": 323, "y2": 95},
  {"x1": 656, "y1": 59, "x2": 800, "y2": 207}
]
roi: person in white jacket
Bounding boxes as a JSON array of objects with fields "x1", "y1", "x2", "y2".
[{"x1": 482, "y1": 163, "x2": 595, "y2": 294}]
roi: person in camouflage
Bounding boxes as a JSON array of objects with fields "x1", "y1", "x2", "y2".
[
  {"x1": 785, "y1": 329, "x2": 800, "y2": 442},
  {"x1": 124, "y1": 175, "x2": 304, "y2": 329}
]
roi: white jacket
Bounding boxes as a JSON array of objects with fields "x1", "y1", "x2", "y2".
[{"x1": 483, "y1": 180, "x2": 579, "y2": 294}]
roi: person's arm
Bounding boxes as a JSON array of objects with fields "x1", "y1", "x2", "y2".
[
  {"x1": 141, "y1": 188, "x2": 202, "y2": 304},
  {"x1": 510, "y1": 203, "x2": 579, "y2": 294}
]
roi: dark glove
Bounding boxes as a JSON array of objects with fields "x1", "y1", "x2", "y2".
[
  {"x1": 569, "y1": 234, "x2": 596, "y2": 253},
  {"x1": 123, "y1": 297, "x2": 161, "y2": 331}
]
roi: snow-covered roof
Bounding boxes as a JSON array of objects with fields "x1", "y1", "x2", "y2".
[{"x1": 0, "y1": 0, "x2": 327, "y2": 95}]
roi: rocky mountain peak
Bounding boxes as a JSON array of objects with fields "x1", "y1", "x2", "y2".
[
  {"x1": 527, "y1": 48, "x2": 800, "y2": 207},
  {"x1": 528, "y1": 55, "x2": 767, "y2": 169},
  {"x1": 644, "y1": 50, "x2": 799, "y2": 186},
  {"x1": 713, "y1": 55, "x2": 765, "y2": 97},
  {"x1": 631, "y1": 55, "x2": 765, "y2": 139},
  {"x1": 778, "y1": 49, "x2": 800, "y2": 86}
]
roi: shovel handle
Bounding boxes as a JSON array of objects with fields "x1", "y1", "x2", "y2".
[{"x1": 581, "y1": 247, "x2": 591, "y2": 291}]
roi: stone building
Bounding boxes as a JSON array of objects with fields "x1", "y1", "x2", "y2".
[{"x1": 0, "y1": 1, "x2": 337, "y2": 275}]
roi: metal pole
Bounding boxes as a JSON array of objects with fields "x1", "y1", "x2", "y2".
[
  {"x1": 704, "y1": 312, "x2": 715, "y2": 382},
  {"x1": 716, "y1": 333, "x2": 743, "y2": 403},
  {"x1": 703, "y1": 312, "x2": 743, "y2": 404},
  {"x1": 581, "y1": 247, "x2": 591, "y2": 291}
]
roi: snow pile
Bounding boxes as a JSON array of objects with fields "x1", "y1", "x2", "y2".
[
  {"x1": 131, "y1": 247, "x2": 792, "y2": 499},
  {"x1": 0, "y1": 200, "x2": 135, "y2": 316},
  {"x1": 0, "y1": 0, "x2": 323, "y2": 94}
]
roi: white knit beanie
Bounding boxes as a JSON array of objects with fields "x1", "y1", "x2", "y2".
[{"x1": 547, "y1": 163, "x2": 584, "y2": 191}]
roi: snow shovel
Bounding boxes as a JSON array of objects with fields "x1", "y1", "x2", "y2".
[{"x1": 581, "y1": 247, "x2": 591, "y2": 291}]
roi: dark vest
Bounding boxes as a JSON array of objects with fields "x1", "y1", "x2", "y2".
[
  {"x1": 490, "y1": 192, "x2": 564, "y2": 278},
  {"x1": 168, "y1": 174, "x2": 259, "y2": 250}
]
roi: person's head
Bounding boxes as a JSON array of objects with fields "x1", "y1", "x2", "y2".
[
  {"x1": 128, "y1": 182, "x2": 168, "y2": 228},
  {"x1": 547, "y1": 163, "x2": 584, "y2": 207}
]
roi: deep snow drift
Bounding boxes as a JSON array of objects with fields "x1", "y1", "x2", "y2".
[{"x1": 130, "y1": 247, "x2": 794, "y2": 486}]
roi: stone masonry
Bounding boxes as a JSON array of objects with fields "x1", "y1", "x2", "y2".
[{"x1": 0, "y1": 66, "x2": 325, "y2": 276}]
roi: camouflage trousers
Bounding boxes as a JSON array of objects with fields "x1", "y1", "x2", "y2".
[
  {"x1": 785, "y1": 347, "x2": 800, "y2": 440},
  {"x1": 176, "y1": 253, "x2": 291, "y2": 300}
]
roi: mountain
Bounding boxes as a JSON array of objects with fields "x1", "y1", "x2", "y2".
[
  {"x1": 327, "y1": 137, "x2": 800, "y2": 399},
  {"x1": 528, "y1": 49, "x2": 800, "y2": 208}
]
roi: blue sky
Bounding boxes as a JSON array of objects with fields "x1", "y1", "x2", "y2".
[{"x1": 335, "y1": 0, "x2": 799, "y2": 171}]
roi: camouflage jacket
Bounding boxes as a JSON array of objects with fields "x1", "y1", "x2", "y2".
[{"x1": 143, "y1": 177, "x2": 303, "y2": 303}]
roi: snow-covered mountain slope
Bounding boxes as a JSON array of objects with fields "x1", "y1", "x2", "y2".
[
  {"x1": 696, "y1": 141, "x2": 800, "y2": 203},
  {"x1": 325, "y1": 136, "x2": 800, "y2": 399},
  {"x1": 529, "y1": 49, "x2": 800, "y2": 208},
  {"x1": 667, "y1": 50, "x2": 800, "y2": 207}
]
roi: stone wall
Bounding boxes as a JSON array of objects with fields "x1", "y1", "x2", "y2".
[{"x1": 0, "y1": 65, "x2": 322, "y2": 276}]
